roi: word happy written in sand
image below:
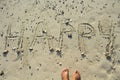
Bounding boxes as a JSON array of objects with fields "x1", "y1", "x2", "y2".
[{"x1": 2, "y1": 20, "x2": 115, "y2": 57}]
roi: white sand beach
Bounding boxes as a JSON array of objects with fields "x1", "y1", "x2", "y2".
[{"x1": 0, "y1": 0, "x2": 120, "y2": 80}]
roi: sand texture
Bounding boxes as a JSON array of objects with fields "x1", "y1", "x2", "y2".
[{"x1": 0, "y1": 0, "x2": 120, "y2": 80}]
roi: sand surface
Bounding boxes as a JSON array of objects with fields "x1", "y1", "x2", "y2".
[{"x1": 0, "y1": 0, "x2": 120, "y2": 80}]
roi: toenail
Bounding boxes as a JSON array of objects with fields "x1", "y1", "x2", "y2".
[{"x1": 75, "y1": 71, "x2": 78, "y2": 73}]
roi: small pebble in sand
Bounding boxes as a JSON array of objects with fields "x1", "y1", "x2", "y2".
[
  {"x1": 49, "y1": 48, "x2": 54, "y2": 53},
  {"x1": 42, "y1": 30, "x2": 47, "y2": 34},
  {"x1": 81, "y1": 52, "x2": 86, "y2": 58},
  {"x1": 29, "y1": 47, "x2": 33, "y2": 52},
  {"x1": 0, "y1": 71, "x2": 4, "y2": 76},
  {"x1": 68, "y1": 34, "x2": 72, "y2": 39},
  {"x1": 118, "y1": 60, "x2": 120, "y2": 63},
  {"x1": 36, "y1": 67, "x2": 39, "y2": 71},
  {"x1": 29, "y1": 66, "x2": 31, "y2": 69},
  {"x1": 59, "y1": 62, "x2": 62, "y2": 66},
  {"x1": 12, "y1": 47, "x2": 17, "y2": 51},
  {"x1": 3, "y1": 50, "x2": 8, "y2": 53},
  {"x1": 1, "y1": 33, "x2": 3, "y2": 37},
  {"x1": 31, "y1": 73, "x2": 33, "y2": 76},
  {"x1": 19, "y1": 67, "x2": 22, "y2": 70},
  {"x1": 3, "y1": 50, "x2": 9, "y2": 57},
  {"x1": 75, "y1": 58, "x2": 79, "y2": 62},
  {"x1": 16, "y1": 49, "x2": 24, "y2": 56},
  {"x1": 52, "y1": 78, "x2": 54, "y2": 80},
  {"x1": 106, "y1": 55, "x2": 112, "y2": 61},
  {"x1": 39, "y1": 64, "x2": 42, "y2": 67},
  {"x1": 57, "y1": 62, "x2": 62, "y2": 66},
  {"x1": 56, "y1": 48, "x2": 62, "y2": 57}
]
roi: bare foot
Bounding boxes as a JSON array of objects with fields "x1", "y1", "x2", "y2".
[
  {"x1": 72, "y1": 70, "x2": 81, "y2": 80},
  {"x1": 61, "y1": 68, "x2": 69, "y2": 80}
]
